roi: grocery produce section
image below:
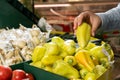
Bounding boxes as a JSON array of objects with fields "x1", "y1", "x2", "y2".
[
  {"x1": 0, "y1": 0, "x2": 120, "y2": 80},
  {"x1": 0, "y1": 20, "x2": 114, "y2": 80},
  {"x1": 29, "y1": 22, "x2": 114, "y2": 80}
]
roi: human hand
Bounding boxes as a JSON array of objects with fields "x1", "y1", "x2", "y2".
[{"x1": 73, "y1": 11, "x2": 101, "y2": 36}]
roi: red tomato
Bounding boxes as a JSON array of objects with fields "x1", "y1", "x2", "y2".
[
  {"x1": 12, "y1": 69, "x2": 26, "y2": 80},
  {"x1": 0, "y1": 65, "x2": 12, "y2": 80},
  {"x1": 26, "y1": 73, "x2": 34, "y2": 80}
]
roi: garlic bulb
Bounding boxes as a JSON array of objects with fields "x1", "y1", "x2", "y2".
[
  {"x1": 12, "y1": 40, "x2": 26, "y2": 49},
  {"x1": 30, "y1": 28, "x2": 41, "y2": 37},
  {"x1": 31, "y1": 36, "x2": 40, "y2": 46}
]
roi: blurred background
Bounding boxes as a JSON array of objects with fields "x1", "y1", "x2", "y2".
[
  {"x1": 19, "y1": 0, "x2": 119, "y2": 23},
  {"x1": 0, "y1": 0, "x2": 120, "y2": 80}
]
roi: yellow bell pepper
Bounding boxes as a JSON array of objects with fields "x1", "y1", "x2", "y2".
[
  {"x1": 79, "y1": 68, "x2": 89, "y2": 79},
  {"x1": 85, "y1": 42, "x2": 96, "y2": 50},
  {"x1": 90, "y1": 56, "x2": 99, "y2": 66},
  {"x1": 53, "y1": 59, "x2": 80, "y2": 79},
  {"x1": 84, "y1": 72, "x2": 96, "y2": 80},
  {"x1": 99, "y1": 57, "x2": 110, "y2": 68},
  {"x1": 44, "y1": 42, "x2": 60, "y2": 56},
  {"x1": 93, "y1": 65, "x2": 107, "y2": 78},
  {"x1": 59, "y1": 50, "x2": 68, "y2": 58},
  {"x1": 90, "y1": 45, "x2": 108, "y2": 60},
  {"x1": 102, "y1": 43, "x2": 114, "y2": 61},
  {"x1": 64, "y1": 56, "x2": 77, "y2": 66},
  {"x1": 41, "y1": 55, "x2": 62, "y2": 65},
  {"x1": 30, "y1": 60, "x2": 45, "y2": 69},
  {"x1": 32, "y1": 46, "x2": 46, "y2": 62},
  {"x1": 75, "y1": 50, "x2": 95, "y2": 72},
  {"x1": 76, "y1": 22, "x2": 91, "y2": 48},
  {"x1": 51, "y1": 36, "x2": 64, "y2": 47},
  {"x1": 43, "y1": 66, "x2": 53, "y2": 72},
  {"x1": 62, "y1": 40, "x2": 76, "y2": 56}
]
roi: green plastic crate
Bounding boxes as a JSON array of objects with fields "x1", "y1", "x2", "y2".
[
  {"x1": 10, "y1": 61, "x2": 113, "y2": 80},
  {"x1": 10, "y1": 61, "x2": 68, "y2": 80}
]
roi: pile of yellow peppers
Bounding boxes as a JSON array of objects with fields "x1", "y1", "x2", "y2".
[{"x1": 30, "y1": 22, "x2": 114, "y2": 80}]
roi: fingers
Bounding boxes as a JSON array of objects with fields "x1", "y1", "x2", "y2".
[
  {"x1": 73, "y1": 11, "x2": 101, "y2": 37},
  {"x1": 91, "y1": 21, "x2": 100, "y2": 36},
  {"x1": 73, "y1": 14, "x2": 83, "y2": 30},
  {"x1": 73, "y1": 15, "x2": 83, "y2": 35},
  {"x1": 91, "y1": 16, "x2": 101, "y2": 36},
  {"x1": 91, "y1": 25, "x2": 96, "y2": 37}
]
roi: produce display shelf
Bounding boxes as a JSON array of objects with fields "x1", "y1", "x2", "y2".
[
  {"x1": 10, "y1": 60, "x2": 113, "y2": 80},
  {"x1": 10, "y1": 61, "x2": 69, "y2": 80}
]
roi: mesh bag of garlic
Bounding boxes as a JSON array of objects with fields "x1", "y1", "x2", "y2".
[{"x1": 0, "y1": 24, "x2": 49, "y2": 66}]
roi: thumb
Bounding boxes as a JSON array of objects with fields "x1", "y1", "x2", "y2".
[
  {"x1": 91, "y1": 23, "x2": 99, "y2": 37},
  {"x1": 91, "y1": 28, "x2": 96, "y2": 37}
]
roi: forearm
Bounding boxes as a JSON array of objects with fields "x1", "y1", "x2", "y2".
[{"x1": 96, "y1": 3, "x2": 120, "y2": 32}]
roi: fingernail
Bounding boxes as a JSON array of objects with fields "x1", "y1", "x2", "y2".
[{"x1": 92, "y1": 32, "x2": 95, "y2": 37}]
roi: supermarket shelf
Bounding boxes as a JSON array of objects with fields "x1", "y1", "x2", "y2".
[{"x1": 33, "y1": 1, "x2": 119, "y2": 22}]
